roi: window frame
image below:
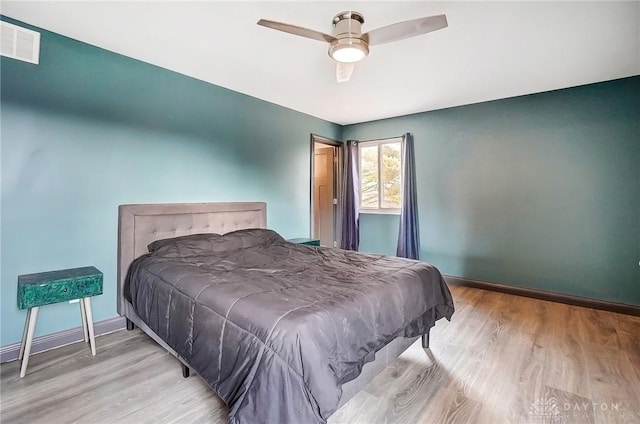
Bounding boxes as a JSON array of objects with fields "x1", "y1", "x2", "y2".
[{"x1": 358, "y1": 137, "x2": 403, "y2": 215}]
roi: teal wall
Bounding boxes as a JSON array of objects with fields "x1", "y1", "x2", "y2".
[
  {"x1": 359, "y1": 214, "x2": 399, "y2": 257},
  {"x1": 0, "y1": 17, "x2": 341, "y2": 346},
  {"x1": 345, "y1": 77, "x2": 640, "y2": 306}
]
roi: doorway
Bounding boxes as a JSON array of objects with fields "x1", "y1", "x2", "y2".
[{"x1": 310, "y1": 135, "x2": 341, "y2": 247}]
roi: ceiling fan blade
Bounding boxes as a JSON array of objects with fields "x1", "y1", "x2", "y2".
[
  {"x1": 257, "y1": 19, "x2": 336, "y2": 43},
  {"x1": 336, "y1": 62, "x2": 355, "y2": 83},
  {"x1": 363, "y1": 14, "x2": 448, "y2": 46}
]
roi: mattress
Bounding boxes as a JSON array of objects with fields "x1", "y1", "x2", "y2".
[{"x1": 125, "y1": 228, "x2": 454, "y2": 424}]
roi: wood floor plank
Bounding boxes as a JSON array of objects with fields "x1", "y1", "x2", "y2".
[
  {"x1": 2, "y1": 286, "x2": 639, "y2": 424},
  {"x1": 419, "y1": 388, "x2": 482, "y2": 424},
  {"x1": 582, "y1": 341, "x2": 640, "y2": 423}
]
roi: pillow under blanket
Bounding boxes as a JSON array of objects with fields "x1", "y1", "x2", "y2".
[{"x1": 147, "y1": 228, "x2": 285, "y2": 255}]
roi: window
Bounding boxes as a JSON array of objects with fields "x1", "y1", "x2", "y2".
[{"x1": 359, "y1": 138, "x2": 402, "y2": 213}]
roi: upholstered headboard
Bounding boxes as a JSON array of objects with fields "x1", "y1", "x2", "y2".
[{"x1": 117, "y1": 202, "x2": 267, "y2": 315}]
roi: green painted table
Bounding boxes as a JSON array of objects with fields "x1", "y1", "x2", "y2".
[
  {"x1": 17, "y1": 266, "x2": 103, "y2": 377},
  {"x1": 287, "y1": 238, "x2": 321, "y2": 246}
]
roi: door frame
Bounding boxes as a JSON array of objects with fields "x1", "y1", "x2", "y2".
[{"x1": 310, "y1": 134, "x2": 342, "y2": 246}]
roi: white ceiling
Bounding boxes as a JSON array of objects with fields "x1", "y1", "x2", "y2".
[{"x1": 3, "y1": 1, "x2": 639, "y2": 125}]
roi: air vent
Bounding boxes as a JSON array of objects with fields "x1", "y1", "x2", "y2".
[{"x1": 1, "y1": 21, "x2": 40, "y2": 64}]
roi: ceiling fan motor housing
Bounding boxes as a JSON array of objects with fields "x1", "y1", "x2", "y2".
[
  {"x1": 332, "y1": 11, "x2": 364, "y2": 36},
  {"x1": 329, "y1": 11, "x2": 369, "y2": 63}
]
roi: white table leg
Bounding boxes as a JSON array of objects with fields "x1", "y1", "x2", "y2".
[
  {"x1": 79, "y1": 298, "x2": 89, "y2": 342},
  {"x1": 19, "y1": 306, "x2": 39, "y2": 378},
  {"x1": 82, "y1": 297, "x2": 96, "y2": 356},
  {"x1": 18, "y1": 308, "x2": 32, "y2": 361}
]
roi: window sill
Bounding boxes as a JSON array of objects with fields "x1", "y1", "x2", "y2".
[{"x1": 359, "y1": 209, "x2": 401, "y2": 216}]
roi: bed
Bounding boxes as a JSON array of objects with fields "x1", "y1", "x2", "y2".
[{"x1": 117, "y1": 202, "x2": 454, "y2": 424}]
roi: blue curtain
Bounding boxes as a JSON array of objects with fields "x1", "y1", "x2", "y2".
[
  {"x1": 340, "y1": 140, "x2": 360, "y2": 251},
  {"x1": 397, "y1": 133, "x2": 420, "y2": 259}
]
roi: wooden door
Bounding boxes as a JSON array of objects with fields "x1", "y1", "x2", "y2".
[{"x1": 314, "y1": 146, "x2": 335, "y2": 247}]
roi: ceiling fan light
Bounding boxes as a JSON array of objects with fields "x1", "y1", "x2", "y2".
[
  {"x1": 329, "y1": 39, "x2": 369, "y2": 63},
  {"x1": 332, "y1": 46, "x2": 365, "y2": 63}
]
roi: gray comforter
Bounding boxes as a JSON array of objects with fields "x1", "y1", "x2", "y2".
[{"x1": 126, "y1": 229, "x2": 454, "y2": 424}]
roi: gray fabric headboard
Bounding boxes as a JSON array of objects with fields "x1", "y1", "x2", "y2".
[{"x1": 117, "y1": 202, "x2": 267, "y2": 316}]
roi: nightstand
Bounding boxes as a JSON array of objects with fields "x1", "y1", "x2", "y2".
[
  {"x1": 287, "y1": 238, "x2": 321, "y2": 246},
  {"x1": 17, "y1": 266, "x2": 103, "y2": 378}
]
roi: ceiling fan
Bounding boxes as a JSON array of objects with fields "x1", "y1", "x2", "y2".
[{"x1": 257, "y1": 11, "x2": 448, "y2": 83}]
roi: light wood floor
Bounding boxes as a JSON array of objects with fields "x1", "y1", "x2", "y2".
[{"x1": 2, "y1": 286, "x2": 639, "y2": 423}]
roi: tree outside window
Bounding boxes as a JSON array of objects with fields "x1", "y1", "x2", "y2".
[{"x1": 359, "y1": 138, "x2": 402, "y2": 212}]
